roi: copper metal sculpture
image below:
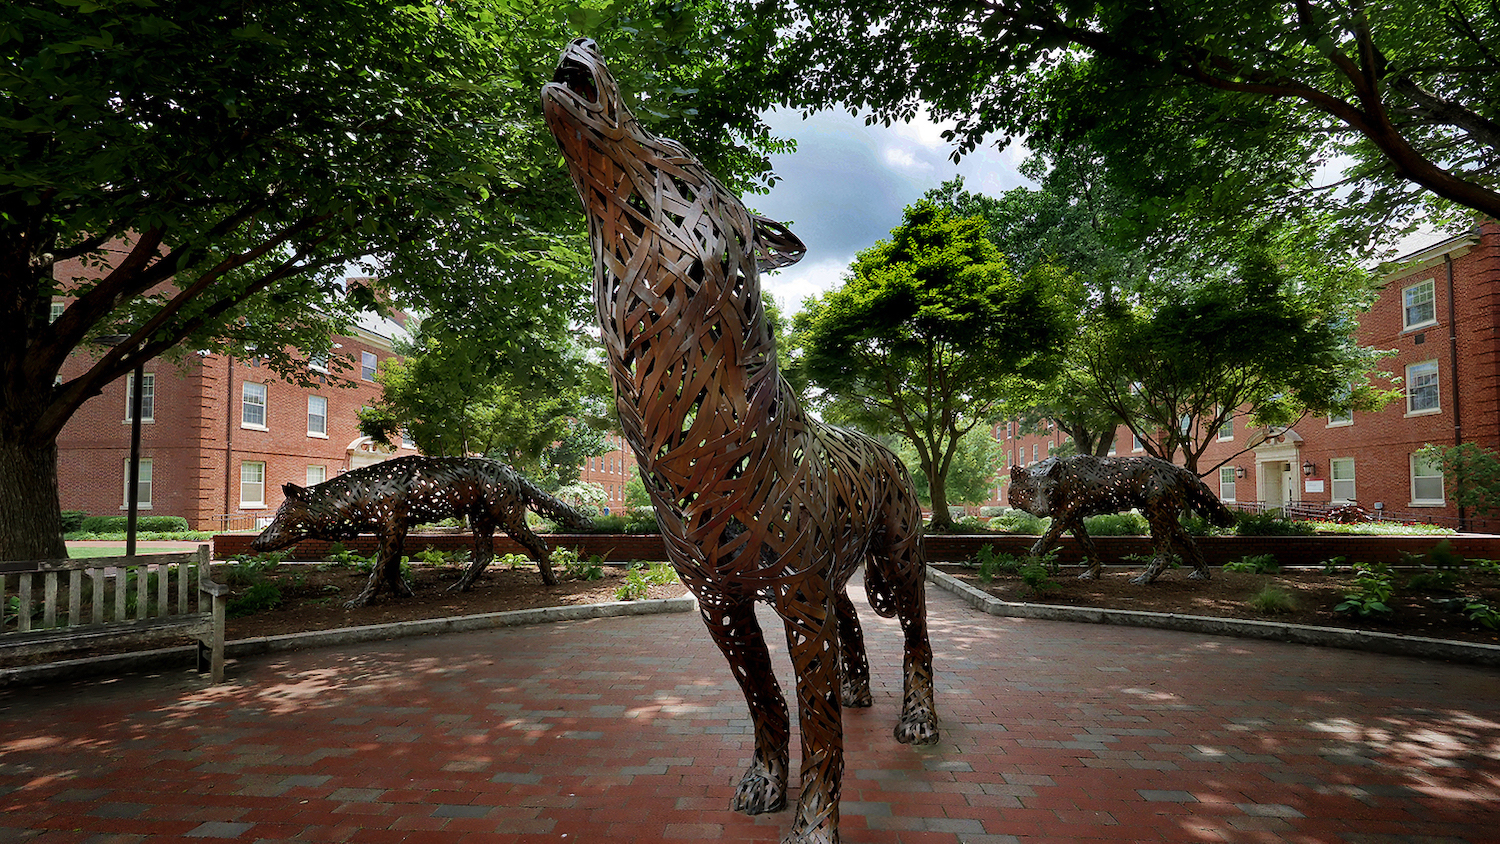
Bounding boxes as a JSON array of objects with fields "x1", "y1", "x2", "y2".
[
  {"x1": 1008, "y1": 454, "x2": 1237, "y2": 584},
  {"x1": 542, "y1": 38, "x2": 939, "y2": 844},
  {"x1": 251, "y1": 455, "x2": 592, "y2": 607}
]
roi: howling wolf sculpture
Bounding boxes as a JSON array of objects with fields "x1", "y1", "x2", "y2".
[
  {"x1": 251, "y1": 455, "x2": 592, "y2": 607},
  {"x1": 1009, "y1": 454, "x2": 1237, "y2": 584},
  {"x1": 543, "y1": 38, "x2": 939, "y2": 844}
]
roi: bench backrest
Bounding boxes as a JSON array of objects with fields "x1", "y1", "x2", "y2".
[{"x1": 1, "y1": 545, "x2": 214, "y2": 634}]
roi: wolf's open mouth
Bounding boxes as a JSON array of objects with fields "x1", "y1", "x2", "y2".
[{"x1": 553, "y1": 58, "x2": 598, "y2": 104}]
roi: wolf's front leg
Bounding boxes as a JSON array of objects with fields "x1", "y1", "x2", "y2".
[
  {"x1": 777, "y1": 587, "x2": 844, "y2": 844},
  {"x1": 697, "y1": 593, "x2": 790, "y2": 816}
]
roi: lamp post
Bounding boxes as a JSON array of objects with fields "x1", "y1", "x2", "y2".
[{"x1": 95, "y1": 335, "x2": 143, "y2": 557}]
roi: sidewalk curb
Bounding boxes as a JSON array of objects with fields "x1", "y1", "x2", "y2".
[
  {"x1": 927, "y1": 567, "x2": 1500, "y2": 668},
  {"x1": 1, "y1": 595, "x2": 697, "y2": 688}
]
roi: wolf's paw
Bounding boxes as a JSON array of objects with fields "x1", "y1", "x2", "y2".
[
  {"x1": 895, "y1": 707, "x2": 940, "y2": 746},
  {"x1": 731, "y1": 761, "x2": 786, "y2": 816},
  {"x1": 842, "y1": 677, "x2": 873, "y2": 708}
]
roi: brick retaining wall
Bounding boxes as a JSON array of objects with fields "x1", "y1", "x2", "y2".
[{"x1": 215, "y1": 532, "x2": 1500, "y2": 565}]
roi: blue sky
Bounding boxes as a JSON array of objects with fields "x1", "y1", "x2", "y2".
[{"x1": 747, "y1": 108, "x2": 1033, "y2": 313}]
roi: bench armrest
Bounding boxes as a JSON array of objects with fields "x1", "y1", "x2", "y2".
[{"x1": 200, "y1": 581, "x2": 231, "y2": 598}]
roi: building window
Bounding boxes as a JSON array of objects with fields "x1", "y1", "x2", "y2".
[
  {"x1": 1402, "y1": 278, "x2": 1437, "y2": 330},
  {"x1": 1132, "y1": 431, "x2": 1144, "y2": 452},
  {"x1": 1405, "y1": 360, "x2": 1440, "y2": 415},
  {"x1": 1218, "y1": 466, "x2": 1236, "y2": 503},
  {"x1": 121, "y1": 457, "x2": 153, "y2": 509},
  {"x1": 307, "y1": 465, "x2": 326, "y2": 487},
  {"x1": 307, "y1": 395, "x2": 328, "y2": 437},
  {"x1": 242, "y1": 382, "x2": 267, "y2": 428},
  {"x1": 125, "y1": 372, "x2": 155, "y2": 423},
  {"x1": 241, "y1": 461, "x2": 266, "y2": 508},
  {"x1": 1411, "y1": 452, "x2": 1444, "y2": 504},
  {"x1": 361, "y1": 351, "x2": 378, "y2": 381},
  {"x1": 1328, "y1": 408, "x2": 1353, "y2": 426},
  {"x1": 1330, "y1": 457, "x2": 1356, "y2": 503},
  {"x1": 401, "y1": 429, "x2": 415, "y2": 449},
  {"x1": 1031, "y1": 443, "x2": 1038, "y2": 463},
  {"x1": 309, "y1": 351, "x2": 329, "y2": 373},
  {"x1": 1216, "y1": 412, "x2": 1233, "y2": 441},
  {"x1": 50, "y1": 301, "x2": 64, "y2": 323}
]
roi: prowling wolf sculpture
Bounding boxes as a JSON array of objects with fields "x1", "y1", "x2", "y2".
[
  {"x1": 1008, "y1": 454, "x2": 1237, "y2": 584},
  {"x1": 251, "y1": 455, "x2": 592, "y2": 607},
  {"x1": 543, "y1": 38, "x2": 939, "y2": 844}
]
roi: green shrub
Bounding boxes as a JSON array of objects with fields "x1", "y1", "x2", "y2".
[
  {"x1": 80, "y1": 515, "x2": 190, "y2": 534},
  {"x1": 972, "y1": 545, "x2": 1023, "y2": 583},
  {"x1": 1081, "y1": 512, "x2": 1148, "y2": 536},
  {"x1": 991, "y1": 511, "x2": 1049, "y2": 535},
  {"x1": 224, "y1": 552, "x2": 285, "y2": 588},
  {"x1": 1335, "y1": 562, "x2": 1395, "y2": 617},
  {"x1": 561, "y1": 551, "x2": 605, "y2": 581},
  {"x1": 1247, "y1": 586, "x2": 1297, "y2": 615},
  {"x1": 1405, "y1": 570, "x2": 1460, "y2": 592},
  {"x1": 1235, "y1": 511, "x2": 1314, "y2": 536},
  {"x1": 1019, "y1": 561, "x2": 1060, "y2": 598},
  {"x1": 615, "y1": 567, "x2": 651, "y2": 601},
  {"x1": 1466, "y1": 601, "x2": 1499, "y2": 629},
  {"x1": 228, "y1": 581, "x2": 283, "y2": 617},
  {"x1": 1320, "y1": 556, "x2": 1347, "y2": 574},
  {"x1": 1223, "y1": 553, "x2": 1280, "y2": 574},
  {"x1": 59, "y1": 510, "x2": 88, "y2": 532}
]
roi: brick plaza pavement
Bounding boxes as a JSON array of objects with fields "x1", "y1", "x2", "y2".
[{"x1": 2, "y1": 579, "x2": 1497, "y2": 843}]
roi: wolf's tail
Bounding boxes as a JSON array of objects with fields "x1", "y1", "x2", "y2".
[
  {"x1": 518, "y1": 475, "x2": 595, "y2": 529},
  {"x1": 1183, "y1": 469, "x2": 1238, "y2": 527}
]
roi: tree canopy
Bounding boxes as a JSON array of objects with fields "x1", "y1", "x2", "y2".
[
  {"x1": 0, "y1": 0, "x2": 783, "y2": 558},
  {"x1": 795, "y1": 201, "x2": 1074, "y2": 529},
  {"x1": 767, "y1": 0, "x2": 1500, "y2": 242},
  {"x1": 1072, "y1": 228, "x2": 1395, "y2": 474}
]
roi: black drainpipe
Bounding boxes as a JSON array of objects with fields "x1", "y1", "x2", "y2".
[{"x1": 1446, "y1": 253, "x2": 1466, "y2": 531}]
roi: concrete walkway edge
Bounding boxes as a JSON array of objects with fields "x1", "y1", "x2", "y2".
[{"x1": 927, "y1": 565, "x2": 1500, "y2": 667}]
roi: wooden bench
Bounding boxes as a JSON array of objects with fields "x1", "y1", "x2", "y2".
[{"x1": 1, "y1": 544, "x2": 227, "y2": 682}]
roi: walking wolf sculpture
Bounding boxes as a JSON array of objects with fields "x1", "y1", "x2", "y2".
[
  {"x1": 543, "y1": 38, "x2": 939, "y2": 844},
  {"x1": 1008, "y1": 454, "x2": 1237, "y2": 584},
  {"x1": 251, "y1": 456, "x2": 592, "y2": 607}
]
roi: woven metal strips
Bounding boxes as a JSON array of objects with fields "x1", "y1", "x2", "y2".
[
  {"x1": 543, "y1": 38, "x2": 938, "y2": 844},
  {"x1": 250, "y1": 456, "x2": 591, "y2": 607},
  {"x1": 1009, "y1": 454, "x2": 1238, "y2": 584}
]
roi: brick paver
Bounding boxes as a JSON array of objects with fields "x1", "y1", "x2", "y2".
[{"x1": 2, "y1": 581, "x2": 1497, "y2": 842}]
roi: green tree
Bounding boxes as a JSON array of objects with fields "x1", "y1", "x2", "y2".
[
  {"x1": 770, "y1": 0, "x2": 1500, "y2": 237},
  {"x1": 796, "y1": 201, "x2": 1074, "y2": 530},
  {"x1": 358, "y1": 323, "x2": 612, "y2": 489},
  {"x1": 1417, "y1": 442, "x2": 1500, "y2": 517},
  {"x1": 0, "y1": 0, "x2": 782, "y2": 558},
  {"x1": 897, "y1": 427, "x2": 1005, "y2": 514},
  {"x1": 1073, "y1": 228, "x2": 1395, "y2": 474}
]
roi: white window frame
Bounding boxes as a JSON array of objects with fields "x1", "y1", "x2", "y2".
[
  {"x1": 1218, "y1": 466, "x2": 1237, "y2": 503},
  {"x1": 1216, "y1": 411, "x2": 1233, "y2": 442},
  {"x1": 309, "y1": 351, "x2": 329, "y2": 373},
  {"x1": 50, "y1": 301, "x2": 64, "y2": 323},
  {"x1": 125, "y1": 372, "x2": 155, "y2": 423},
  {"x1": 307, "y1": 464, "x2": 327, "y2": 487},
  {"x1": 1402, "y1": 278, "x2": 1437, "y2": 331},
  {"x1": 242, "y1": 382, "x2": 268, "y2": 429},
  {"x1": 1330, "y1": 457, "x2": 1356, "y2": 503},
  {"x1": 240, "y1": 461, "x2": 267, "y2": 509},
  {"x1": 1132, "y1": 431, "x2": 1144, "y2": 452},
  {"x1": 1328, "y1": 408, "x2": 1354, "y2": 427},
  {"x1": 1405, "y1": 360, "x2": 1440, "y2": 416},
  {"x1": 307, "y1": 395, "x2": 328, "y2": 438},
  {"x1": 361, "y1": 351, "x2": 378, "y2": 381},
  {"x1": 1410, "y1": 452, "x2": 1445, "y2": 505},
  {"x1": 121, "y1": 457, "x2": 153, "y2": 510}
]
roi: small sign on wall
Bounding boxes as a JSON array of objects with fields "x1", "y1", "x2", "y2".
[{"x1": 1304, "y1": 480, "x2": 1325, "y2": 494}]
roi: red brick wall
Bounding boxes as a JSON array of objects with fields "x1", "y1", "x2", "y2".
[{"x1": 55, "y1": 313, "x2": 415, "y2": 530}]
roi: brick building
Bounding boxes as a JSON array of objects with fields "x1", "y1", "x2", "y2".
[
  {"x1": 988, "y1": 220, "x2": 1500, "y2": 531},
  {"x1": 55, "y1": 283, "x2": 417, "y2": 531},
  {"x1": 576, "y1": 431, "x2": 635, "y2": 513}
]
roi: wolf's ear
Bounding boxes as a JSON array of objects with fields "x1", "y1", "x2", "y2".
[
  {"x1": 1010, "y1": 464, "x2": 1025, "y2": 480},
  {"x1": 752, "y1": 215, "x2": 806, "y2": 271},
  {"x1": 1042, "y1": 457, "x2": 1064, "y2": 478},
  {"x1": 282, "y1": 483, "x2": 305, "y2": 499}
]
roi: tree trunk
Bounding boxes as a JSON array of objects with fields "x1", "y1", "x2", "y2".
[
  {"x1": 0, "y1": 437, "x2": 68, "y2": 560},
  {"x1": 925, "y1": 464, "x2": 953, "y2": 532}
]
